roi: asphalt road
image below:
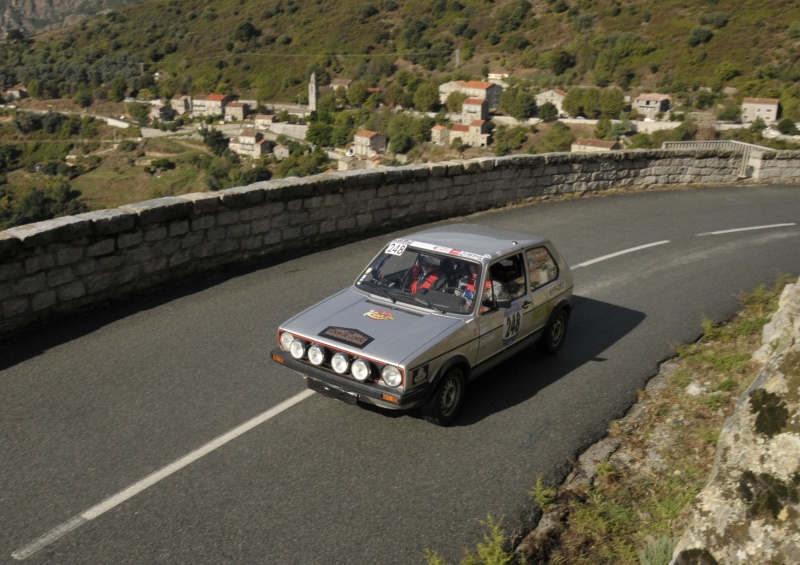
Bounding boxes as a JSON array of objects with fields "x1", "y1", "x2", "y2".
[{"x1": 1, "y1": 185, "x2": 798, "y2": 565}]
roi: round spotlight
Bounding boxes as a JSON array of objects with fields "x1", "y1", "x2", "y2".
[
  {"x1": 331, "y1": 352, "x2": 350, "y2": 374},
  {"x1": 308, "y1": 344, "x2": 325, "y2": 366},
  {"x1": 381, "y1": 365, "x2": 402, "y2": 387},
  {"x1": 279, "y1": 332, "x2": 295, "y2": 351},
  {"x1": 351, "y1": 359, "x2": 371, "y2": 382},
  {"x1": 289, "y1": 339, "x2": 306, "y2": 360}
]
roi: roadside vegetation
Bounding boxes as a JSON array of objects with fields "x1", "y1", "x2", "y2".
[{"x1": 425, "y1": 276, "x2": 792, "y2": 564}]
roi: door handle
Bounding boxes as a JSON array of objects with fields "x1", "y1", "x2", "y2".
[{"x1": 522, "y1": 300, "x2": 532, "y2": 308}]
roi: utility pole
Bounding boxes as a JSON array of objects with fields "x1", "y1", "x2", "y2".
[{"x1": 455, "y1": 49, "x2": 460, "y2": 68}]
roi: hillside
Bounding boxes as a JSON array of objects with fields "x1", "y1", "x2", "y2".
[
  {"x1": 0, "y1": 0, "x2": 144, "y2": 37},
  {"x1": 1, "y1": 0, "x2": 799, "y2": 113}
]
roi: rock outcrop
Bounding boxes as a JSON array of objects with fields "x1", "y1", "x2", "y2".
[
  {"x1": 672, "y1": 280, "x2": 800, "y2": 564},
  {"x1": 0, "y1": 0, "x2": 142, "y2": 37}
]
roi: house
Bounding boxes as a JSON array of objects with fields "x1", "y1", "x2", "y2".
[
  {"x1": 632, "y1": 93, "x2": 670, "y2": 118},
  {"x1": 254, "y1": 114, "x2": 275, "y2": 130},
  {"x1": 535, "y1": 89, "x2": 568, "y2": 117},
  {"x1": 439, "y1": 80, "x2": 503, "y2": 110},
  {"x1": 431, "y1": 125, "x2": 449, "y2": 145},
  {"x1": 229, "y1": 129, "x2": 269, "y2": 159},
  {"x1": 170, "y1": 95, "x2": 191, "y2": 115},
  {"x1": 191, "y1": 94, "x2": 230, "y2": 117},
  {"x1": 741, "y1": 98, "x2": 780, "y2": 124},
  {"x1": 149, "y1": 104, "x2": 176, "y2": 122},
  {"x1": 461, "y1": 98, "x2": 487, "y2": 125},
  {"x1": 353, "y1": 130, "x2": 387, "y2": 156},
  {"x1": 224, "y1": 102, "x2": 249, "y2": 122},
  {"x1": 4, "y1": 86, "x2": 27, "y2": 101},
  {"x1": 571, "y1": 138, "x2": 619, "y2": 153},
  {"x1": 487, "y1": 70, "x2": 510, "y2": 82},
  {"x1": 442, "y1": 120, "x2": 490, "y2": 148},
  {"x1": 273, "y1": 144, "x2": 290, "y2": 161},
  {"x1": 329, "y1": 78, "x2": 353, "y2": 92}
]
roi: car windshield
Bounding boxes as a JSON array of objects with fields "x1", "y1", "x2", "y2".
[{"x1": 355, "y1": 243, "x2": 483, "y2": 315}]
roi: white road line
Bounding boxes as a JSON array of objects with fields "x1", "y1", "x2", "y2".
[
  {"x1": 12, "y1": 388, "x2": 316, "y2": 561},
  {"x1": 696, "y1": 223, "x2": 796, "y2": 236},
  {"x1": 571, "y1": 240, "x2": 670, "y2": 269}
]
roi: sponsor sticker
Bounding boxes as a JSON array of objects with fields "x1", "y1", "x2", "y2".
[
  {"x1": 364, "y1": 309, "x2": 394, "y2": 321},
  {"x1": 411, "y1": 364, "x2": 430, "y2": 385},
  {"x1": 319, "y1": 326, "x2": 374, "y2": 349}
]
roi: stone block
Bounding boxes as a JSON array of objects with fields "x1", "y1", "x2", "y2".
[
  {"x1": 56, "y1": 246, "x2": 83, "y2": 267},
  {"x1": 168, "y1": 221, "x2": 190, "y2": 237},
  {"x1": 4, "y1": 217, "x2": 92, "y2": 249},
  {"x1": 182, "y1": 192, "x2": 222, "y2": 214},
  {"x1": 14, "y1": 273, "x2": 46, "y2": 295},
  {"x1": 24, "y1": 253, "x2": 56, "y2": 274},
  {"x1": 3, "y1": 296, "x2": 29, "y2": 317},
  {"x1": 31, "y1": 291, "x2": 56, "y2": 312},
  {"x1": 0, "y1": 233, "x2": 22, "y2": 261},
  {"x1": 117, "y1": 232, "x2": 144, "y2": 249},
  {"x1": 120, "y1": 197, "x2": 193, "y2": 225},
  {"x1": 57, "y1": 281, "x2": 86, "y2": 301},
  {"x1": 86, "y1": 273, "x2": 114, "y2": 294},
  {"x1": 87, "y1": 239, "x2": 115, "y2": 257},
  {"x1": 144, "y1": 226, "x2": 168, "y2": 242},
  {"x1": 191, "y1": 215, "x2": 216, "y2": 231},
  {"x1": 48, "y1": 267, "x2": 75, "y2": 287},
  {"x1": 78, "y1": 209, "x2": 137, "y2": 235},
  {"x1": 219, "y1": 185, "x2": 266, "y2": 208}
]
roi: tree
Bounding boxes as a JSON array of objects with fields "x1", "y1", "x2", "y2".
[
  {"x1": 538, "y1": 102, "x2": 558, "y2": 122},
  {"x1": 582, "y1": 88, "x2": 602, "y2": 119},
  {"x1": 446, "y1": 92, "x2": 468, "y2": 113},
  {"x1": 201, "y1": 129, "x2": 229, "y2": 156},
  {"x1": 306, "y1": 122, "x2": 334, "y2": 146},
  {"x1": 413, "y1": 82, "x2": 440, "y2": 112},
  {"x1": 688, "y1": 26, "x2": 713, "y2": 47},
  {"x1": 562, "y1": 90, "x2": 584, "y2": 118},
  {"x1": 599, "y1": 89, "x2": 626, "y2": 119},
  {"x1": 499, "y1": 87, "x2": 536, "y2": 120},
  {"x1": 777, "y1": 118, "x2": 799, "y2": 135},
  {"x1": 346, "y1": 81, "x2": 370, "y2": 107}
]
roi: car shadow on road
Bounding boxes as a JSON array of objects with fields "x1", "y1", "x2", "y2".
[{"x1": 450, "y1": 295, "x2": 646, "y2": 427}]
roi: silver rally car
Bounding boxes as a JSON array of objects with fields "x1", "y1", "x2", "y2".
[{"x1": 271, "y1": 223, "x2": 575, "y2": 425}]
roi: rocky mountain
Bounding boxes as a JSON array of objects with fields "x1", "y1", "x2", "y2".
[{"x1": 0, "y1": 0, "x2": 143, "y2": 37}]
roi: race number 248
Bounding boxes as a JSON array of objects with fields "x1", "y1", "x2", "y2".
[{"x1": 503, "y1": 311, "x2": 522, "y2": 340}]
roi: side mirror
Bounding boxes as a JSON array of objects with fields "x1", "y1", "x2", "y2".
[{"x1": 495, "y1": 298, "x2": 513, "y2": 309}]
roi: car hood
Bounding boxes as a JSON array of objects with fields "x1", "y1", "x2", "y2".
[{"x1": 282, "y1": 287, "x2": 463, "y2": 365}]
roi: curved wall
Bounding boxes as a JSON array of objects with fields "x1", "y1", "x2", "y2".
[{"x1": 1, "y1": 149, "x2": 799, "y2": 338}]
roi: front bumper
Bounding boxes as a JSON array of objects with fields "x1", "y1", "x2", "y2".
[{"x1": 270, "y1": 348, "x2": 431, "y2": 410}]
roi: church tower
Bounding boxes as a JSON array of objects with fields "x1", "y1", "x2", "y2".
[{"x1": 308, "y1": 72, "x2": 319, "y2": 112}]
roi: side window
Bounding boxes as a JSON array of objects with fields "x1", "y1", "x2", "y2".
[
  {"x1": 486, "y1": 254, "x2": 527, "y2": 302},
  {"x1": 526, "y1": 246, "x2": 559, "y2": 290}
]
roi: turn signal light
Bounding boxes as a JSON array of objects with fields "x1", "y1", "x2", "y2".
[
  {"x1": 381, "y1": 394, "x2": 399, "y2": 404},
  {"x1": 272, "y1": 354, "x2": 285, "y2": 364}
]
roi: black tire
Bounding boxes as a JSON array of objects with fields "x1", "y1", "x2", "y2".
[
  {"x1": 421, "y1": 367, "x2": 466, "y2": 426},
  {"x1": 536, "y1": 308, "x2": 569, "y2": 355}
]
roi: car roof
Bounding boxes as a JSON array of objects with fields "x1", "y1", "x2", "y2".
[{"x1": 397, "y1": 223, "x2": 548, "y2": 261}]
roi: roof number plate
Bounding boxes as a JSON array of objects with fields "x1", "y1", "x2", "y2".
[{"x1": 386, "y1": 242, "x2": 407, "y2": 256}]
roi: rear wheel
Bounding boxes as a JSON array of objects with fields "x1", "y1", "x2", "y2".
[
  {"x1": 537, "y1": 309, "x2": 569, "y2": 355},
  {"x1": 421, "y1": 367, "x2": 466, "y2": 426}
]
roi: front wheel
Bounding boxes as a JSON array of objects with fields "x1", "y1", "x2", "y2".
[
  {"x1": 536, "y1": 309, "x2": 569, "y2": 355},
  {"x1": 421, "y1": 367, "x2": 466, "y2": 426}
]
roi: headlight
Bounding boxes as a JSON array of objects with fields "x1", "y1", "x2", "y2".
[
  {"x1": 381, "y1": 365, "x2": 402, "y2": 387},
  {"x1": 308, "y1": 344, "x2": 325, "y2": 366},
  {"x1": 279, "y1": 331, "x2": 295, "y2": 351},
  {"x1": 331, "y1": 353, "x2": 350, "y2": 374},
  {"x1": 351, "y1": 359, "x2": 371, "y2": 381},
  {"x1": 289, "y1": 339, "x2": 306, "y2": 360}
]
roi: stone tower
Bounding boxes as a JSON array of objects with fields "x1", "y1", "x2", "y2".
[{"x1": 308, "y1": 72, "x2": 319, "y2": 112}]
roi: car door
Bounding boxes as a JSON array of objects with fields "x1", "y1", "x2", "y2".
[
  {"x1": 476, "y1": 253, "x2": 535, "y2": 364},
  {"x1": 525, "y1": 245, "x2": 562, "y2": 335}
]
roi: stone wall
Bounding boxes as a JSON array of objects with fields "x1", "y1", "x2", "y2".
[
  {"x1": 1, "y1": 149, "x2": 799, "y2": 338},
  {"x1": 672, "y1": 279, "x2": 800, "y2": 565}
]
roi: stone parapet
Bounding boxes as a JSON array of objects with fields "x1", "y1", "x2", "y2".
[{"x1": 1, "y1": 149, "x2": 799, "y2": 338}]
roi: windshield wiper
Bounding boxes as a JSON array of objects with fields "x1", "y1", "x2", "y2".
[
  {"x1": 363, "y1": 281, "x2": 396, "y2": 303},
  {"x1": 413, "y1": 295, "x2": 445, "y2": 314}
]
